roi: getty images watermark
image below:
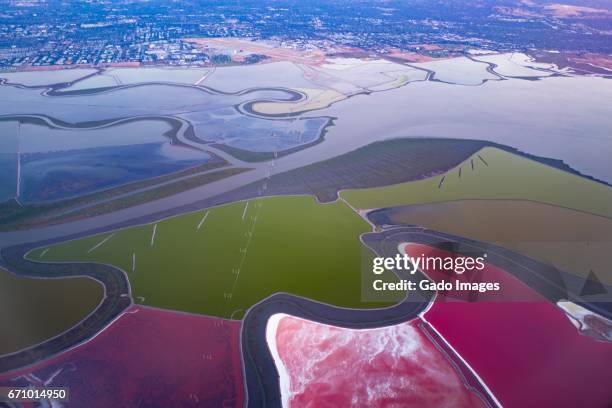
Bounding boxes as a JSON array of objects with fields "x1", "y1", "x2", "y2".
[{"x1": 365, "y1": 244, "x2": 501, "y2": 300}]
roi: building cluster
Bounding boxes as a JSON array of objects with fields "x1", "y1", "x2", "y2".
[{"x1": 0, "y1": 0, "x2": 609, "y2": 68}]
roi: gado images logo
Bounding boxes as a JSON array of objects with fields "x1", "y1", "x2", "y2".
[{"x1": 370, "y1": 242, "x2": 501, "y2": 294}]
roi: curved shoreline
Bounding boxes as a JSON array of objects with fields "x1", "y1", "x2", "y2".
[
  {"x1": 364, "y1": 225, "x2": 612, "y2": 317},
  {"x1": 239, "y1": 225, "x2": 612, "y2": 407},
  {"x1": 2, "y1": 217, "x2": 611, "y2": 401},
  {"x1": 0, "y1": 74, "x2": 310, "y2": 118},
  {"x1": 240, "y1": 292, "x2": 429, "y2": 407},
  {"x1": 0, "y1": 85, "x2": 335, "y2": 168},
  {"x1": 0, "y1": 240, "x2": 131, "y2": 374}
]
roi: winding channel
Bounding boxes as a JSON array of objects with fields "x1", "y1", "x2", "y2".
[
  {"x1": 0, "y1": 61, "x2": 604, "y2": 402},
  {"x1": 240, "y1": 224, "x2": 612, "y2": 407},
  {"x1": 3, "y1": 215, "x2": 608, "y2": 406},
  {"x1": 0, "y1": 240, "x2": 130, "y2": 373}
]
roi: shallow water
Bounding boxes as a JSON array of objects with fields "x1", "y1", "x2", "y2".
[
  {"x1": 310, "y1": 75, "x2": 612, "y2": 183},
  {"x1": 187, "y1": 109, "x2": 329, "y2": 152},
  {"x1": 12, "y1": 120, "x2": 173, "y2": 153},
  {"x1": 0, "y1": 153, "x2": 16, "y2": 202},
  {"x1": 0, "y1": 83, "x2": 293, "y2": 122},
  {"x1": 0, "y1": 69, "x2": 96, "y2": 87},
  {"x1": 20, "y1": 142, "x2": 211, "y2": 203}
]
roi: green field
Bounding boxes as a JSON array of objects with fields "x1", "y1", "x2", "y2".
[
  {"x1": 341, "y1": 147, "x2": 612, "y2": 218},
  {"x1": 30, "y1": 196, "x2": 399, "y2": 318},
  {"x1": 0, "y1": 268, "x2": 103, "y2": 355}
]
